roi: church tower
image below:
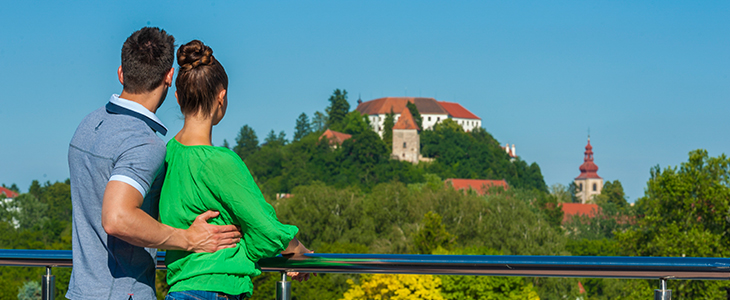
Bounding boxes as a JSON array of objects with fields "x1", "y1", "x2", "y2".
[
  {"x1": 574, "y1": 137, "x2": 603, "y2": 203},
  {"x1": 392, "y1": 107, "x2": 420, "y2": 164}
]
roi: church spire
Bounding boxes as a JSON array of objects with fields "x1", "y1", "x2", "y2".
[{"x1": 576, "y1": 137, "x2": 601, "y2": 179}]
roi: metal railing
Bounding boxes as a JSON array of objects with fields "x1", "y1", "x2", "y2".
[{"x1": 3, "y1": 249, "x2": 730, "y2": 300}]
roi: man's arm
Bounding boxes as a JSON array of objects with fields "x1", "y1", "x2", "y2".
[{"x1": 101, "y1": 181, "x2": 241, "y2": 252}]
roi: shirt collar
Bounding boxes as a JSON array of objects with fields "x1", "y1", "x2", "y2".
[{"x1": 106, "y1": 94, "x2": 168, "y2": 136}]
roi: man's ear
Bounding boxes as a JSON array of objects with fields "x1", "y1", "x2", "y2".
[
  {"x1": 117, "y1": 66, "x2": 124, "y2": 85},
  {"x1": 165, "y1": 68, "x2": 174, "y2": 87}
]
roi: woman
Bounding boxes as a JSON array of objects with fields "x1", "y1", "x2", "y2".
[{"x1": 160, "y1": 40, "x2": 311, "y2": 300}]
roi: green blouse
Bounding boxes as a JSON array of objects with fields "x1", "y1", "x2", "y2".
[{"x1": 160, "y1": 138, "x2": 298, "y2": 296}]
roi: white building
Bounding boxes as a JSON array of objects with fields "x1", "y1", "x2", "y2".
[
  {"x1": 355, "y1": 97, "x2": 480, "y2": 136},
  {"x1": 574, "y1": 137, "x2": 603, "y2": 204}
]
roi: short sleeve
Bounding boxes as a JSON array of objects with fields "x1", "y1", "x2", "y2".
[
  {"x1": 110, "y1": 136, "x2": 166, "y2": 197},
  {"x1": 202, "y1": 152, "x2": 298, "y2": 261}
]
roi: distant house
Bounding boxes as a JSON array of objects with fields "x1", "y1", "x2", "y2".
[
  {"x1": 561, "y1": 203, "x2": 599, "y2": 223},
  {"x1": 392, "y1": 107, "x2": 420, "y2": 164},
  {"x1": 445, "y1": 178, "x2": 509, "y2": 196},
  {"x1": 355, "y1": 97, "x2": 481, "y2": 136},
  {"x1": 437, "y1": 101, "x2": 482, "y2": 132},
  {"x1": 319, "y1": 129, "x2": 352, "y2": 148},
  {"x1": 0, "y1": 187, "x2": 18, "y2": 199}
]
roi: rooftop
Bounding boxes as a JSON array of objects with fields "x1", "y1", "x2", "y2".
[
  {"x1": 438, "y1": 101, "x2": 480, "y2": 120},
  {"x1": 355, "y1": 97, "x2": 448, "y2": 115},
  {"x1": 445, "y1": 178, "x2": 509, "y2": 195}
]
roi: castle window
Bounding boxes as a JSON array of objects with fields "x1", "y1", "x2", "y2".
[
  {"x1": 593, "y1": 183, "x2": 597, "y2": 191},
  {"x1": 403, "y1": 142, "x2": 407, "y2": 148},
  {"x1": 579, "y1": 183, "x2": 583, "y2": 191},
  {"x1": 428, "y1": 116, "x2": 431, "y2": 121},
  {"x1": 437, "y1": 117, "x2": 440, "y2": 121}
]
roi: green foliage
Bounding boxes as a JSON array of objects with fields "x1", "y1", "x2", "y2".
[
  {"x1": 264, "y1": 130, "x2": 288, "y2": 147},
  {"x1": 405, "y1": 101, "x2": 422, "y2": 130},
  {"x1": 382, "y1": 109, "x2": 395, "y2": 152},
  {"x1": 325, "y1": 89, "x2": 350, "y2": 129},
  {"x1": 233, "y1": 125, "x2": 259, "y2": 161},
  {"x1": 311, "y1": 111, "x2": 327, "y2": 133},
  {"x1": 17, "y1": 280, "x2": 41, "y2": 300},
  {"x1": 294, "y1": 113, "x2": 312, "y2": 141},
  {"x1": 616, "y1": 150, "x2": 730, "y2": 298},
  {"x1": 594, "y1": 180, "x2": 628, "y2": 208},
  {"x1": 0, "y1": 180, "x2": 72, "y2": 300},
  {"x1": 221, "y1": 139, "x2": 230, "y2": 150},
  {"x1": 414, "y1": 212, "x2": 454, "y2": 254},
  {"x1": 421, "y1": 121, "x2": 547, "y2": 192},
  {"x1": 336, "y1": 111, "x2": 370, "y2": 135},
  {"x1": 436, "y1": 247, "x2": 539, "y2": 300}
]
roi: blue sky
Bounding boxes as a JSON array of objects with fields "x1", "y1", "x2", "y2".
[{"x1": 1, "y1": 1, "x2": 728, "y2": 202}]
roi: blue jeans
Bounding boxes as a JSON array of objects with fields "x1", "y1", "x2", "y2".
[{"x1": 165, "y1": 290, "x2": 245, "y2": 300}]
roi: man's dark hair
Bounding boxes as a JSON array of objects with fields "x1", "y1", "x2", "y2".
[{"x1": 121, "y1": 27, "x2": 175, "y2": 93}]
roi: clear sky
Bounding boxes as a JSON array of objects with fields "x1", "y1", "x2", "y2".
[{"x1": 1, "y1": 1, "x2": 728, "y2": 202}]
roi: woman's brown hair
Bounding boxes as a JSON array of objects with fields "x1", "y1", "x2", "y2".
[{"x1": 175, "y1": 40, "x2": 228, "y2": 116}]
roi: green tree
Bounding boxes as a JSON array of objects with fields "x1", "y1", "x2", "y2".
[
  {"x1": 264, "y1": 130, "x2": 288, "y2": 147},
  {"x1": 311, "y1": 111, "x2": 327, "y2": 133},
  {"x1": 414, "y1": 211, "x2": 454, "y2": 254},
  {"x1": 405, "y1": 101, "x2": 422, "y2": 130},
  {"x1": 325, "y1": 89, "x2": 350, "y2": 129},
  {"x1": 17, "y1": 280, "x2": 41, "y2": 300},
  {"x1": 233, "y1": 125, "x2": 259, "y2": 161},
  {"x1": 567, "y1": 182, "x2": 580, "y2": 203},
  {"x1": 221, "y1": 139, "x2": 230, "y2": 150},
  {"x1": 382, "y1": 109, "x2": 395, "y2": 152},
  {"x1": 549, "y1": 183, "x2": 571, "y2": 203},
  {"x1": 595, "y1": 180, "x2": 628, "y2": 208},
  {"x1": 337, "y1": 111, "x2": 370, "y2": 135},
  {"x1": 294, "y1": 113, "x2": 312, "y2": 141},
  {"x1": 436, "y1": 247, "x2": 540, "y2": 300},
  {"x1": 617, "y1": 150, "x2": 730, "y2": 298}
]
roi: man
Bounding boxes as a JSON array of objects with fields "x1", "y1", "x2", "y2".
[{"x1": 67, "y1": 27, "x2": 241, "y2": 300}]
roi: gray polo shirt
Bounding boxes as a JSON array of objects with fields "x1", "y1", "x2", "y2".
[{"x1": 67, "y1": 94, "x2": 167, "y2": 300}]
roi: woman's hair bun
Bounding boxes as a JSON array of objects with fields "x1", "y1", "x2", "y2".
[{"x1": 177, "y1": 40, "x2": 214, "y2": 71}]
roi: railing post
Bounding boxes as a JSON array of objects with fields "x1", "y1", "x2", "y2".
[
  {"x1": 276, "y1": 271, "x2": 291, "y2": 300},
  {"x1": 42, "y1": 266, "x2": 55, "y2": 300},
  {"x1": 655, "y1": 277, "x2": 671, "y2": 300}
]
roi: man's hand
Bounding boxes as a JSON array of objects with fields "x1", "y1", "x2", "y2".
[{"x1": 184, "y1": 211, "x2": 242, "y2": 252}]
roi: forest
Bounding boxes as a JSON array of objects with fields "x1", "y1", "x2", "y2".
[{"x1": 2, "y1": 90, "x2": 730, "y2": 299}]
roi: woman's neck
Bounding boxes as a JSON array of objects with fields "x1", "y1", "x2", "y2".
[{"x1": 176, "y1": 114, "x2": 214, "y2": 146}]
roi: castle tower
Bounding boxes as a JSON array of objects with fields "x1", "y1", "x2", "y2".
[
  {"x1": 392, "y1": 107, "x2": 420, "y2": 164},
  {"x1": 574, "y1": 137, "x2": 603, "y2": 203}
]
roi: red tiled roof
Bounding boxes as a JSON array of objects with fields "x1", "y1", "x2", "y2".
[
  {"x1": 0, "y1": 187, "x2": 18, "y2": 198},
  {"x1": 445, "y1": 178, "x2": 509, "y2": 195},
  {"x1": 561, "y1": 203, "x2": 599, "y2": 223},
  {"x1": 438, "y1": 101, "x2": 480, "y2": 120},
  {"x1": 393, "y1": 107, "x2": 420, "y2": 130},
  {"x1": 355, "y1": 97, "x2": 448, "y2": 115},
  {"x1": 319, "y1": 129, "x2": 352, "y2": 145}
]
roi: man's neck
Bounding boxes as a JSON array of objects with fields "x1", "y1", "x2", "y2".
[{"x1": 119, "y1": 85, "x2": 167, "y2": 113}]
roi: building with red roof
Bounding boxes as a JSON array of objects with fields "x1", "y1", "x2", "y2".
[
  {"x1": 574, "y1": 137, "x2": 603, "y2": 203},
  {"x1": 392, "y1": 108, "x2": 421, "y2": 163},
  {"x1": 437, "y1": 101, "x2": 482, "y2": 132},
  {"x1": 355, "y1": 97, "x2": 481, "y2": 135},
  {"x1": 319, "y1": 129, "x2": 352, "y2": 148},
  {"x1": 0, "y1": 187, "x2": 18, "y2": 199},
  {"x1": 561, "y1": 203, "x2": 599, "y2": 223},
  {"x1": 445, "y1": 178, "x2": 509, "y2": 195}
]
